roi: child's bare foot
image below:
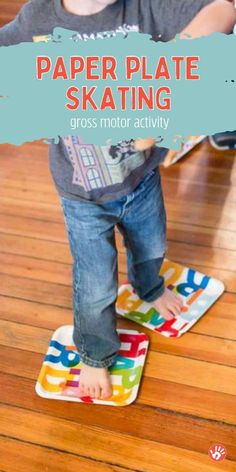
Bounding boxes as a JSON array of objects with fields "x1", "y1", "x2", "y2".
[
  {"x1": 152, "y1": 288, "x2": 184, "y2": 320},
  {"x1": 78, "y1": 364, "x2": 113, "y2": 400}
]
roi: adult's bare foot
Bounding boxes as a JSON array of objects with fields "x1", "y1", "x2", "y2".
[
  {"x1": 78, "y1": 364, "x2": 113, "y2": 400},
  {"x1": 152, "y1": 287, "x2": 184, "y2": 320}
]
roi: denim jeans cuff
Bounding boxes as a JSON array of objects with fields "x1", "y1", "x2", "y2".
[
  {"x1": 79, "y1": 351, "x2": 118, "y2": 369},
  {"x1": 141, "y1": 278, "x2": 165, "y2": 303}
]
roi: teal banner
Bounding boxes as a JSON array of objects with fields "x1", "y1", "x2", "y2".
[{"x1": 0, "y1": 29, "x2": 235, "y2": 147}]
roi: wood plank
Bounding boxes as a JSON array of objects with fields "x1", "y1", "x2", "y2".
[
  {"x1": 0, "y1": 320, "x2": 236, "y2": 396},
  {"x1": 1, "y1": 163, "x2": 50, "y2": 180},
  {"x1": 1, "y1": 372, "x2": 236, "y2": 459},
  {"x1": 119, "y1": 251, "x2": 236, "y2": 293},
  {"x1": 0, "y1": 183, "x2": 57, "y2": 204},
  {"x1": 1, "y1": 148, "x2": 236, "y2": 233},
  {"x1": 145, "y1": 351, "x2": 236, "y2": 395},
  {"x1": 1, "y1": 350, "x2": 235, "y2": 424},
  {"x1": 0, "y1": 297, "x2": 236, "y2": 366},
  {"x1": 124, "y1": 322, "x2": 236, "y2": 367},
  {"x1": 1, "y1": 173, "x2": 236, "y2": 205},
  {"x1": 0, "y1": 404, "x2": 235, "y2": 471},
  {"x1": 1, "y1": 153, "x2": 50, "y2": 179},
  {"x1": 0, "y1": 16, "x2": 21, "y2": 26},
  {"x1": 0, "y1": 232, "x2": 235, "y2": 294},
  {"x1": 0, "y1": 214, "x2": 67, "y2": 242},
  {"x1": 0, "y1": 437, "x2": 132, "y2": 472},
  {"x1": 1, "y1": 291, "x2": 236, "y2": 368},
  {"x1": 0, "y1": 295, "x2": 71, "y2": 330},
  {"x1": 0, "y1": 273, "x2": 72, "y2": 307},
  {"x1": 1, "y1": 143, "x2": 235, "y2": 187},
  {"x1": 166, "y1": 202, "x2": 236, "y2": 231},
  {"x1": 1, "y1": 253, "x2": 235, "y2": 297},
  {"x1": 0, "y1": 232, "x2": 235, "y2": 297},
  {"x1": 0, "y1": 233, "x2": 71, "y2": 263},
  {"x1": 167, "y1": 222, "x2": 236, "y2": 251},
  {"x1": 1, "y1": 232, "x2": 236, "y2": 274},
  {"x1": 162, "y1": 156, "x2": 236, "y2": 187},
  {"x1": 1, "y1": 290, "x2": 236, "y2": 341},
  {"x1": 2, "y1": 193, "x2": 236, "y2": 231},
  {"x1": 164, "y1": 242, "x2": 236, "y2": 272},
  {"x1": 162, "y1": 177, "x2": 236, "y2": 205},
  {"x1": 0, "y1": 272, "x2": 127, "y2": 307},
  {"x1": 1, "y1": 250, "x2": 234, "y2": 293},
  {"x1": 111, "y1": 220, "x2": 230, "y2": 252},
  {"x1": 1, "y1": 259, "x2": 236, "y2": 338},
  {"x1": 0, "y1": 197, "x2": 63, "y2": 223},
  {"x1": 0, "y1": 2, "x2": 24, "y2": 14},
  {"x1": 162, "y1": 165, "x2": 236, "y2": 187},
  {"x1": 116, "y1": 233, "x2": 236, "y2": 271},
  {"x1": 114, "y1": 248, "x2": 235, "y2": 292},
  {"x1": 1, "y1": 154, "x2": 236, "y2": 206},
  {"x1": 0, "y1": 244, "x2": 234, "y2": 291},
  {"x1": 0, "y1": 253, "x2": 72, "y2": 285},
  {"x1": 0, "y1": 176, "x2": 55, "y2": 194},
  {"x1": 191, "y1": 293, "x2": 236, "y2": 339},
  {"x1": 1, "y1": 213, "x2": 235, "y2": 251},
  {"x1": 139, "y1": 376, "x2": 236, "y2": 426}
]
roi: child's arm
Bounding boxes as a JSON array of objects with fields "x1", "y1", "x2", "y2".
[
  {"x1": 137, "y1": 0, "x2": 235, "y2": 152},
  {"x1": 179, "y1": 0, "x2": 236, "y2": 38},
  {"x1": 0, "y1": 2, "x2": 36, "y2": 46}
]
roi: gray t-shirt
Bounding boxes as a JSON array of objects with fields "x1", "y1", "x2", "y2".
[{"x1": 0, "y1": 0, "x2": 213, "y2": 202}]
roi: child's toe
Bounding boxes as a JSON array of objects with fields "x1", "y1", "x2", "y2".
[
  {"x1": 83, "y1": 385, "x2": 91, "y2": 397},
  {"x1": 101, "y1": 385, "x2": 112, "y2": 399},
  {"x1": 162, "y1": 309, "x2": 175, "y2": 320},
  {"x1": 176, "y1": 296, "x2": 184, "y2": 306},
  {"x1": 94, "y1": 385, "x2": 101, "y2": 399},
  {"x1": 78, "y1": 384, "x2": 85, "y2": 397},
  {"x1": 169, "y1": 305, "x2": 179, "y2": 316},
  {"x1": 88, "y1": 386, "x2": 96, "y2": 398}
]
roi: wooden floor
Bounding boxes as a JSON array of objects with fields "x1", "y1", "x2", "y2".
[
  {"x1": 0, "y1": 138, "x2": 235, "y2": 472},
  {"x1": 1, "y1": 2, "x2": 236, "y2": 470}
]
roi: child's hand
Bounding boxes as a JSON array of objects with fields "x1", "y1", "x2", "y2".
[
  {"x1": 178, "y1": 0, "x2": 236, "y2": 39},
  {"x1": 134, "y1": 138, "x2": 156, "y2": 151}
]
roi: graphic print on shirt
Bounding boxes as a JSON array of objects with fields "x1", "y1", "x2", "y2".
[
  {"x1": 34, "y1": 24, "x2": 155, "y2": 193},
  {"x1": 33, "y1": 23, "x2": 139, "y2": 43},
  {"x1": 64, "y1": 26, "x2": 149, "y2": 192},
  {"x1": 62, "y1": 136, "x2": 151, "y2": 191}
]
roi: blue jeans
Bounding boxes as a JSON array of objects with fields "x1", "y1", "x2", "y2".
[{"x1": 60, "y1": 168, "x2": 167, "y2": 368}]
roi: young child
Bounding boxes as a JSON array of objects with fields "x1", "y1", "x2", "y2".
[{"x1": 0, "y1": 0, "x2": 235, "y2": 400}]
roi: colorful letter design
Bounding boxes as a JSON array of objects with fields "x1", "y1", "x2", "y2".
[
  {"x1": 116, "y1": 259, "x2": 224, "y2": 337},
  {"x1": 35, "y1": 326, "x2": 149, "y2": 406}
]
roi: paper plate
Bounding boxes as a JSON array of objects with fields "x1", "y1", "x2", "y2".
[
  {"x1": 116, "y1": 259, "x2": 224, "y2": 337},
  {"x1": 35, "y1": 326, "x2": 149, "y2": 406}
]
